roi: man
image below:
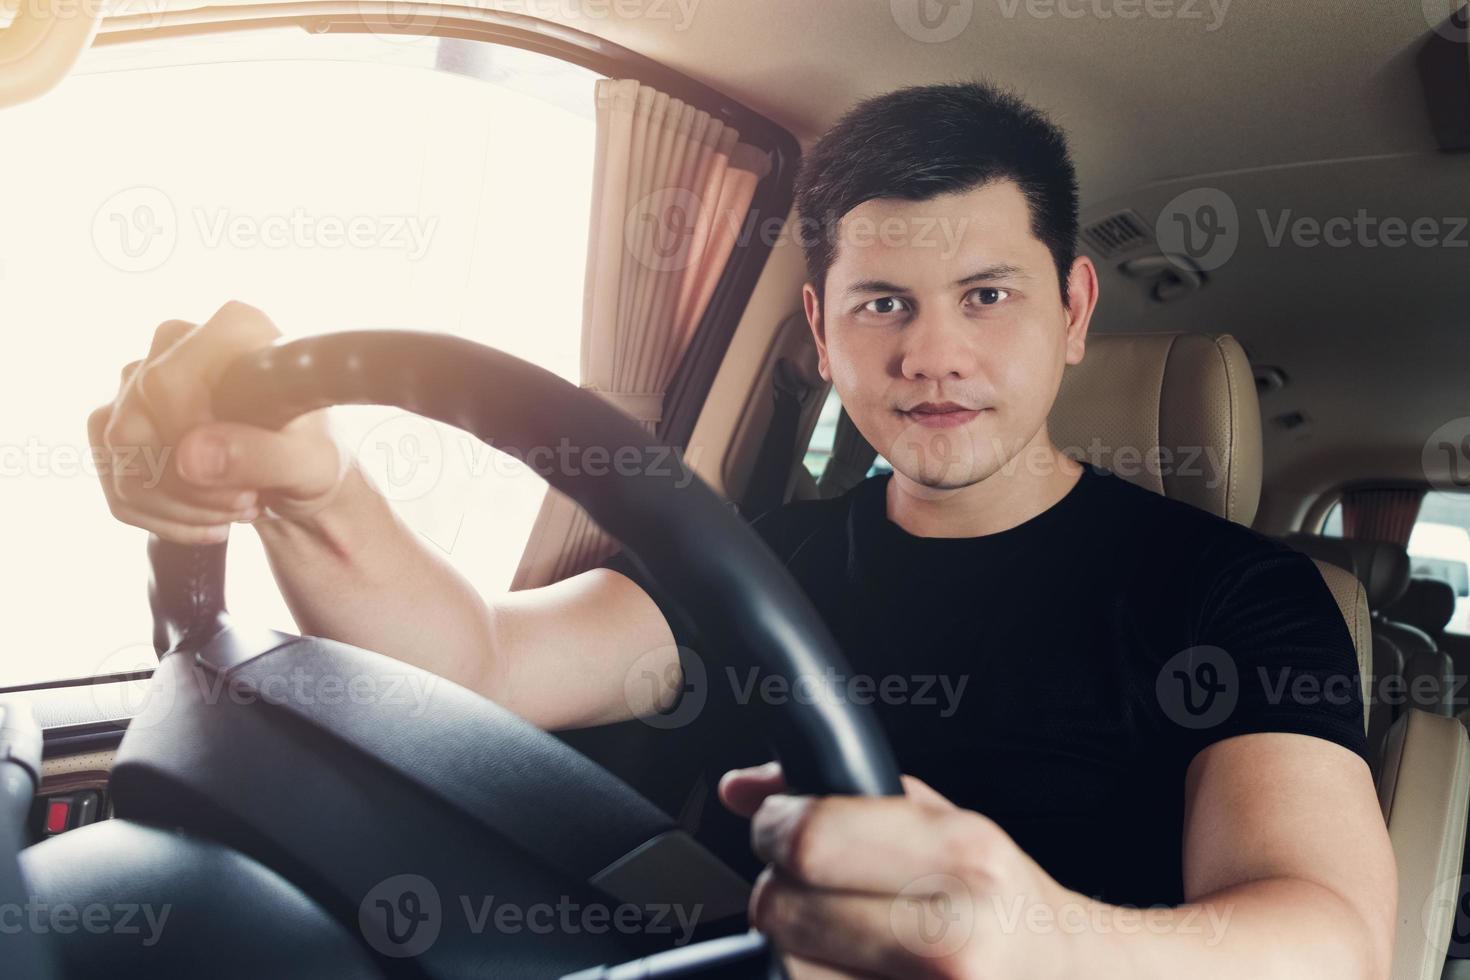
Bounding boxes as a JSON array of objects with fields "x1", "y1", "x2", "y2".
[{"x1": 89, "y1": 82, "x2": 1394, "y2": 978}]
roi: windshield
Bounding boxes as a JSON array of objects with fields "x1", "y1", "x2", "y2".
[{"x1": 0, "y1": 30, "x2": 598, "y2": 688}]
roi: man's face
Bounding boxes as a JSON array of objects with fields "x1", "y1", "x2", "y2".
[{"x1": 807, "y1": 180, "x2": 1092, "y2": 491}]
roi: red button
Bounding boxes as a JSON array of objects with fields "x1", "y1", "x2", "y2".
[{"x1": 44, "y1": 799, "x2": 70, "y2": 834}]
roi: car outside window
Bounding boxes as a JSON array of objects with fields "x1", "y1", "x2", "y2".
[
  {"x1": 0, "y1": 32, "x2": 599, "y2": 688},
  {"x1": 1323, "y1": 491, "x2": 1470, "y2": 634}
]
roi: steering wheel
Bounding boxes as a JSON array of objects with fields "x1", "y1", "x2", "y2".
[{"x1": 46, "y1": 331, "x2": 901, "y2": 979}]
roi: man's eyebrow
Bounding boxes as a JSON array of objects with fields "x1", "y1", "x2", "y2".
[
  {"x1": 844, "y1": 278, "x2": 909, "y2": 297},
  {"x1": 953, "y1": 264, "x2": 1028, "y2": 286},
  {"x1": 843, "y1": 265, "x2": 1030, "y2": 297}
]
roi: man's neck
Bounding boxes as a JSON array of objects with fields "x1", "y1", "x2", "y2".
[{"x1": 885, "y1": 441, "x2": 1084, "y2": 539}]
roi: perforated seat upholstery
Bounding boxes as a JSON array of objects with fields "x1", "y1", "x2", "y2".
[{"x1": 1050, "y1": 332, "x2": 1469, "y2": 980}]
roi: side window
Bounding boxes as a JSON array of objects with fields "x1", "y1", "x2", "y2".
[
  {"x1": 0, "y1": 34, "x2": 598, "y2": 688},
  {"x1": 801, "y1": 388, "x2": 891, "y2": 484},
  {"x1": 1322, "y1": 492, "x2": 1470, "y2": 635}
]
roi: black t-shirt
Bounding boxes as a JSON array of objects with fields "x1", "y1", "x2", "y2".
[{"x1": 602, "y1": 464, "x2": 1368, "y2": 907}]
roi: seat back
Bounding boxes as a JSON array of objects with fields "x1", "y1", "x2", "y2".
[{"x1": 1051, "y1": 333, "x2": 1468, "y2": 980}]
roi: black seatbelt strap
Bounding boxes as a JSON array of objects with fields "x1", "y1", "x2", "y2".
[
  {"x1": 817, "y1": 407, "x2": 878, "y2": 498},
  {"x1": 741, "y1": 357, "x2": 811, "y2": 519}
]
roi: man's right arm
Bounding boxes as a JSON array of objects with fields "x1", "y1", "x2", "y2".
[{"x1": 87, "y1": 301, "x2": 681, "y2": 732}]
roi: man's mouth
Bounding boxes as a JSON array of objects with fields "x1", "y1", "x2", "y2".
[{"x1": 900, "y1": 401, "x2": 988, "y2": 429}]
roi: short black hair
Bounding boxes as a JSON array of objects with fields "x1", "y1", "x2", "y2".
[{"x1": 794, "y1": 80, "x2": 1079, "y2": 305}]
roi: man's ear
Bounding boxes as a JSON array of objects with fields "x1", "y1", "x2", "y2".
[
  {"x1": 803, "y1": 282, "x2": 831, "y2": 381},
  {"x1": 1063, "y1": 255, "x2": 1099, "y2": 367}
]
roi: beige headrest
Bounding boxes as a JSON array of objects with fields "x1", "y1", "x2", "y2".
[{"x1": 1048, "y1": 333, "x2": 1263, "y2": 525}]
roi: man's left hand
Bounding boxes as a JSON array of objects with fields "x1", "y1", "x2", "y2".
[{"x1": 720, "y1": 762, "x2": 1097, "y2": 980}]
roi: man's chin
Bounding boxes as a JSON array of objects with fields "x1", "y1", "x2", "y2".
[{"x1": 890, "y1": 458, "x2": 1003, "y2": 495}]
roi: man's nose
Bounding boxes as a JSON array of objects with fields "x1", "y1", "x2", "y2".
[{"x1": 897, "y1": 310, "x2": 981, "y2": 382}]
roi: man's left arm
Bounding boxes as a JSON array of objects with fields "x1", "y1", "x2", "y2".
[
  {"x1": 729, "y1": 734, "x2": 1394, "y2": 980},
  {"x1": 730, "y1": 539, "x2": 1398, "y2": 979}
]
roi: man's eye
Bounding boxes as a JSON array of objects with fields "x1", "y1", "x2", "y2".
[
  {"x1": 967, "y1": 287, "x2": 1010, "y2": 306},
  {"x1": 862, "y1": 297, "x2": 911, "y2": 315}
]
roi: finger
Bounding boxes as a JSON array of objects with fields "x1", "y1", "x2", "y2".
[
  {"x1": 107, "y1": 480, "x2": 258, "y2": 526},
  {"x1": 752, "y1": 870, "x2": 939, "y2": 980},
  {"x1": 120, "y1": 359, "x2": 143, "y2": 389},
  {"x1": 174, "y1": 421, "x2": 340, "y2": 501},
  {"x1": 782, "y1": 952, "x2": 884, "y2": 980},
  {"x1": 104, "y1": 500, "x2": 232, "y2": 546},
  {"x1": 92, "y1": 402, "x2": 254, "y2": 513},
  {"x1": 122, "y1": 320, "x2": 195, "y2": 439},
  {"x1": 147, "y1": 319, "x2": 196, "y2": 359},
  {"x1": 752, "y1": 796, "x2": 995, "y2": 894},
  {"x1": 136, "y1": 302, "x2": 279, "y2": 441},
  {"x1": 720, "y1": 761, "x2": 787, "y2": 818},
  {"x1": 901, "y1": 775, "x2": 957, "y2": 814}
]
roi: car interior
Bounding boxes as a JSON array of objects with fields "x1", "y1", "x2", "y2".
[{"x1": 3, "y1": 1, "x2": 1470, "y2": 978}]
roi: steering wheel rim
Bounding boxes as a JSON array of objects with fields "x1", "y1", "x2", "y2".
[{"x1": 148, "y1": 329, "x2": 902, "y2": 799}]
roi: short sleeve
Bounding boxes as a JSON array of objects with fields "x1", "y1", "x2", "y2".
[
  {"x1": 1163, "y1": 542, "x2": 1371, "y2": 764},
  {"x1": 594, "y1": 503, "x2": 797, "y2": 714},
  {"x1": 598, "y1": 549, "x2": 703, "y2": 662}
]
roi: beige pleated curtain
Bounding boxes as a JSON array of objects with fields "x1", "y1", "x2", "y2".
[{"x1": 511, "y1": 79, "x2": 772, "y2": 590}]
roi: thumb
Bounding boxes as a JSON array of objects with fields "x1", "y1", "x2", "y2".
[
  {"x1": 901, "y1": 774, "x2": 957, "y2": 813},
  {"x1": 175, "y1": 421, "x2": 341, "y2": 501},
  {"x1": 718, "y1": 761, "x2": 787, "y2": 818}
]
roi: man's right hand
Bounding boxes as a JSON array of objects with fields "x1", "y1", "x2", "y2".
[
  {"x1": 86, "y1": 299, "x2": 681, "y2": 732},
  {"x1": 87, "y1": 300, "x2": 347, "y2": 545}
]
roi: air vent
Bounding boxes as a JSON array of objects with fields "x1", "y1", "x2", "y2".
[
  {"x1": 1081, "y1": 210, "x2": 1151, "y2": 259},
  {"x1": 1272, "y1": 411, "x2": 1310, "y2": 432},
  {"x1": 1253, "y1": 365, "x2": 1289, "y2": 394}
]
